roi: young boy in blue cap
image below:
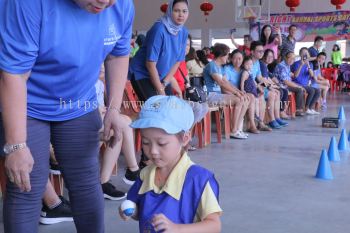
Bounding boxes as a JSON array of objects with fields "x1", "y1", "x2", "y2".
[{"x1": 120, "y1": 95, "x2": 222, "y2": 233}]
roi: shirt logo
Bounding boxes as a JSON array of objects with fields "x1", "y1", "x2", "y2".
[{"x1": 104, "y1": 24, "x2": 121, "y2": 46}]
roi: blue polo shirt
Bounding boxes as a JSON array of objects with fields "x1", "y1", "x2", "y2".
[
  {"x1": 0, "y1": 0, "x2": 134, "y2": 121},
  {"x1": 308, "y1": 46, "x2": 319, "y2": 67},
  {"x1": 252, "y1": 60, "x2": 262, "y2": 81},
  {"x1": 130, "y1": 22, "x2": 188, "y2": 81},
  {"x1": 291, "y1": 60, "x2": 313, "y2": 87},
  {"x1": 203, "y1": 61, "x2": 225, "y2": 93},
  {"x1": 224, "y1": 65, "x2": 241, "y2": 88}
]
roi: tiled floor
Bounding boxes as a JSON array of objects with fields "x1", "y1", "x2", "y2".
[{"x1": 1, "y1": 93, "x2": 350, "y2": 233}]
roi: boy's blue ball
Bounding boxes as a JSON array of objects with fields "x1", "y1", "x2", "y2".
[{"x1": 121, "y1": 200, "x2": 136, "y2": 217}]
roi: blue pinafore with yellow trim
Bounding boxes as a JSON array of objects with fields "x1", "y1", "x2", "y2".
[{"x1": 127, "y1": 165, "x2": 219, "y2": 233}]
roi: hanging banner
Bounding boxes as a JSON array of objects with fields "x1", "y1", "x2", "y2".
[{"x1": 250, "y1": 11, "x2": 350, "y2": 42}]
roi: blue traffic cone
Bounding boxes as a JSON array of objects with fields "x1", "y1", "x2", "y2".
[
  {"x1": 338, "y1": 106, "x2": 346, "y2": 121},
  {"x1": 338, "y1": 129, "x2": 349, "y2": 152},
  {"x1": 328, "y1": 137, "x2": 340, "y2": 162},
  {"x1": 315, "y1": 149, "x2": 333, "y2": 180}
]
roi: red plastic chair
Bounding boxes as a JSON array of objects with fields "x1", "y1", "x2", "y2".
[
  {"x1": 321, "y1": 68, "x2": 339, "y2": 92},
  {"x1": 287, "y1": 92, "x2": 296, "y2": 118}
]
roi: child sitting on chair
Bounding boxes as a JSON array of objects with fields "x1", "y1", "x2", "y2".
[{"x1": 120, "y1": 95, "x2": 222, "y2": 233}]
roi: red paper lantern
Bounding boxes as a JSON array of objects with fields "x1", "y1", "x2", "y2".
[
  {"x1": 160, "y1": 3, "x2": 168, "y2": 13},
  {"x1": 331, "y1": 0, "x2": 346, "y2": 9},
  {"x1": 200, "y1": 1, "x2": 214, "y2": 16},
  {"x1": 285, "y1": 0, "x2": 300, "y2": 12}
]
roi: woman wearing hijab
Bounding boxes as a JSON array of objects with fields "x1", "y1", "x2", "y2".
[
  {"x1": 129, "y1": 0, "x2": 189, "y2": 169},
  {"x1": 129, "y1": 0, "x2": 189, "y2": 101}
]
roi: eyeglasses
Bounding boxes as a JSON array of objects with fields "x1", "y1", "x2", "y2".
[{"x1": 255, "y1": 50, "x2": 264, "y2": 54}]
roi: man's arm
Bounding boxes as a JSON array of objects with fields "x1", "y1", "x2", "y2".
[
  {"x1": 104, "y1": 55, "x2": 129, "y2": 110},
  {"x1": 103, "y1": 55, "x2": 129, "y2": 144},
  {"x1": 230, "y1": 34, "x2": 241, "y2": 49},
  {"x1": 0, "y1": 71, "x2": 33, "y2": 192}
]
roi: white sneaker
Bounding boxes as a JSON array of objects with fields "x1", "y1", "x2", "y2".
[
  {"x1": 239, "y1": 131, "x2": 249, "y2": 138},
  {"x1": 305, "y1": 109, "x2": 313, "y2": 115},
  {"x1": 311, "y1": 109, "x2": 320, "y2": 115},
  {"x1": 230, "y1": 131, "x2": 247, "y2": 139}
]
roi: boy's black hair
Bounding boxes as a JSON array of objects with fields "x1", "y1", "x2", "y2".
[
  {"x1": 288, "y1": 24, "x2": 298, "y2": 31},
  {"x1": 284, "y1": 51, "x2": 294, "y2": 59},
  {"x1": 243, "y1": 34, "x2": 252, "y2": 41},
  {"x1": 317, "y1": 52, "x2": 327, "y2": 58},
  {"x1": 250, "y1": 41, "x2": 264, "y2": 51},
  {"x1": 314, "y1": 36, "x2": 324, "y2": 44},
  {"x1": 298, "y1": 47, "x2": 308, "y2": 56}
]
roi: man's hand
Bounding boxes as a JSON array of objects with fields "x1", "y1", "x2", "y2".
[
  {"x1": 103, "y1": 109, "x2": 123, "y2": 148},
  {"x1": 5, "y1": 147, "x2": 33, "y2": 192}
]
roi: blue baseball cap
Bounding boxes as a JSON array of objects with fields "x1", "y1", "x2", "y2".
[{"x1": 130, "y1": 95, "x2": 194, "y2": 134}]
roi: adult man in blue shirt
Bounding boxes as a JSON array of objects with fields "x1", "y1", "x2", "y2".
[
  {"x1": 308, "y1": 36, "x2": 324, "y2": 68},
  {"x1": 291, "y1": 48, "x2": 321, "y2": 115},
  {"x1": 0, "y1": 0, "x2": 134, "y2": 232}
]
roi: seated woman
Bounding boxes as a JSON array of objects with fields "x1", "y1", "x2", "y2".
[
  {"x1": 97, "y1": 69, "x2": 140, "y2": 201},
  {"x1": 203, "y1": 43, "x2": 249, "y2": 139},
  {"x1": 186, "y1": 47, "x2": 205, "y2": 88},
  {"x1": 274, "y1": 52, "x2": 305, "y2": 116},
  {"x1": 260, "y1": 49, "x2": 288, "y2": 127},
  {"x1": 225, "y1": 50, "x2": 259, "y2": 134}
]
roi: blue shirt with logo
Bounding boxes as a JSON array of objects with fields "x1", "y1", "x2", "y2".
[
  {"x1": 224, "y1": 65, "x2": 241, "y2": 88},
  {"x1": 130, "y1": 22, "x2": 188, "y2": 81},
  {"x1": 291, "y1": 60, "x2": 313, "y2": 87},
  {"x1": 0, "y1": 0, "x2": 134, "y2": 121},
  {"x1": 203, "y1": 61, "x2": 225, "y2": 93}
]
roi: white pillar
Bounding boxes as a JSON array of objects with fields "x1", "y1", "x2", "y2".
[
  {"x1": 201, "y1": 27, "x2": 212, "y2": 48},
  {"x1": 324, "y1": 42, "x2": 333, "y2": 64}
]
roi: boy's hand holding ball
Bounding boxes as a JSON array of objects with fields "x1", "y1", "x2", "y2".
[{"x1": 119, "y1": 200, "x2": 136, "y2": 220}]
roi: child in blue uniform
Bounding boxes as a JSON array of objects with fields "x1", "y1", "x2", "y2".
[{"x1": 120, "y1": 95, "x2": 222, "y2": 233}]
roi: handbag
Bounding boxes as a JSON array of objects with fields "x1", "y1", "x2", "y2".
[
  {"x1": 190, "y1": 76, "x2": 204, "y2": 88},
  {"x1": 179, "y1": 68, "x2": 207, "y2": 103}
]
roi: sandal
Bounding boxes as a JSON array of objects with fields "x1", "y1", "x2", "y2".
[
  {"x1": 258, "y1": 123, "x2": 272, "y2": 132},
  {"x1": 247, "y1": 128, "x2": 260, "y2": 134}
]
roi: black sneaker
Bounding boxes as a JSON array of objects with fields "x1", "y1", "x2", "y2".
[
  {"x1": 123, "y1": 169, "x2": 140, "y2": 185},
  {"x1": 49, "y1": 162, "x2": 61, "y2": 175},
  {"x1": 101, "y1": 182, "x2": 126, "y2": 201},
  {"x1": 40, "y1": 196, "x2": 73, "y2": 225}
]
